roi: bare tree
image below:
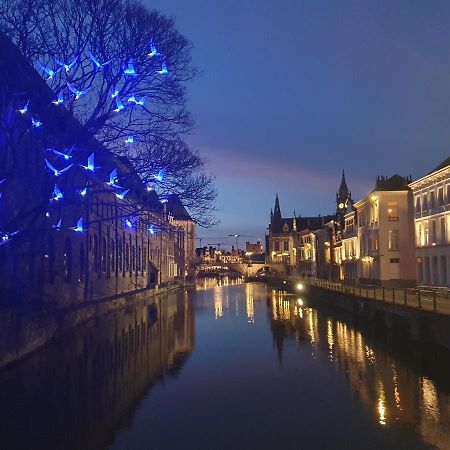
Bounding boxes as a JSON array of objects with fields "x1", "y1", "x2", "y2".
[{"x1": 0, "y1": 0, "x2": 217, "y2": 225}]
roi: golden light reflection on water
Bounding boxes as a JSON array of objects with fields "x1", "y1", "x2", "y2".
[
  {"x1": 377, "y1": 380, "x2": 387, "y2": 426},
  {"x1": 267, "y1": 288, "x2": 450, "y2": 449},
  {"x1": 246, "y1": 284, "x2": 255, "y2": 323}
]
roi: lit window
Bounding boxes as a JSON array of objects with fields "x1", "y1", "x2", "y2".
[
  {"x1": 388, "y1": 201, "x2": 398, "y2": 221},
  {"x1": 388, "y1": 230, "x2": 399, "y2": 250}
]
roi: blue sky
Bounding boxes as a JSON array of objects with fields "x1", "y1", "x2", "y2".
[{"x1": 146, "y1": 0, "x2": 450, "y2": 247}]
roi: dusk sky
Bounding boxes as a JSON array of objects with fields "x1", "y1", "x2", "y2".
[{"x1": 147, "y1": 0, "x2": 450, "y2": 247}]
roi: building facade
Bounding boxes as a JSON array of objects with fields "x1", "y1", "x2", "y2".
[{"x1": 410, "y1": 158, "x2": 450, "y2": 286}]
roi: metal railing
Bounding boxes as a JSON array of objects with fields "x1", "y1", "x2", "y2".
[{"x1": 296, "y1": 277, "x2": 450, "y2": 316}]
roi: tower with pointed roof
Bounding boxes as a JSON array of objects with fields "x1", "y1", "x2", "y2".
[{"x1": 336, "y1": 170, "x2": 353, "y2": 225}]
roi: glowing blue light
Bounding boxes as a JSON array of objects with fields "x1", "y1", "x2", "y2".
[
  {"x1": 111, "y1": 87, "x2": 119, "y2": 98},
  {"x1": 0, "y1": 230, "x2": 18, "y2": 245},
  {"x1": 146, "y1": 185, "x2": 153, "y2": 192},
  {"x1": 127, "y1": 95, "x2": 145, "y2": 106},
  {"x1": 87, "y1": 50, "x2": 112, "y2": 69},
  {"x1": 52, "y1": 185, "x2": 63, "y2": 201},
  {"x1": 67, "y1": 82, "x2": 89, "y2": 99},
  {"x1": 55, "y1": 57, "x2": 77, "y2": 73},
  {"x1": 45, "y1": 211, "x2": 50, "y2": 218},
  {"x1": 123, "y1": 59, "x2": 137, "y2": 76},
  {"x1": 158, "y1": 62, "x2": 168, "y2": 75},
  {"x1": 53, "y1": 219, "x2": 62, "y2": 230},
  {"x1": 72, "y1": 217, "x2": 84, "y2": 233},
  {"x1": 125, "y1": 219, "x2": 133, "y2": 228},
  {"x1": 18, "y1": 100, "x2": 29, "y2": 114},
  {"x1": 148, "y1": 225, "x2": 155, "y2": 235},
  {"x1": 49, "y1": 148, "x2": 73, "y2": 160},
  {"x1": 125, "y1": 135, "x2": 134, "y2": 144},
  {"x1": 80, "y1": 153, "x2": 96, "y2": 171},
  {"x1": 113, "y1": 97, "x2": 124, "y2": 112},
  {"x1": 115, "y1": 188, "x2": 130, "y2": 200},
  {"x1": 148, "y1": 41, "x2": 160, "y2": 57},
  {"x1": 31, "y1": 118, "x2": 42, "y2": 128},
  {"x1": 154, "y1": 168, "x2": 165, "y2": 182},
  {"x1": 45, "y1": 159, "x2": 73, "y2": 176},
  {"x1": 160, "y1": 198, "x2": 168, "y2": 204},
  {"x1": 79, "y1": 187, "x2": 87, "y2": 197},
  {"x1": 52, "y1": 92, "x2": 64, "y2": 105},
  {"x1": 38, "y1": 61, "x2": 58, "y2": 79}
]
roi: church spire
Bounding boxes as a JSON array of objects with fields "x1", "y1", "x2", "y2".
[
  {"x1": 339, "y1": 169, "x2": 348, "y2": 194},
  {"x1": 273, "y1": 193, "x2": 282, "y2": 220}
]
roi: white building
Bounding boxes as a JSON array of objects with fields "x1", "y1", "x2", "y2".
[{"x1": 410, "y1": 157, "x2": 450, "y2": 286}]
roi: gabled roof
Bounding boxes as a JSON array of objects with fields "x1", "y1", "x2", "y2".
[
  {"x1": 167, "y1": 194, "x2": 192, "y2": 221},
  {"x1": 429, "y1": 156, "x2": 450, "y2": 174},
  {"x1": 373, "y1": 175, "x2": 411, "y2": 192},
  {"x1": 272, "y1": 215, "x2": 335, "y2": 234}
]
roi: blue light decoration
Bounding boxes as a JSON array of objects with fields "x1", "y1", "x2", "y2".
[
  {"x1": 154, "y1": 168, "x2": 165, "y2": 182},
  {"x1": 18, "y1": 100, "x2": 29, "y2": 114},
  {"x1": 31, "y1": 118, "x2": 42, "y2": 128},
  {"x1": 115, "y1": 188, "x2": 130, "y2": 200},
  {"x1": 111, "y1": 87, "x2": 119, "y2": 98},
  {"x1": 67, "y1": 82, "x2": 89, "y2": 100},
  {"x1": 53, "y1": 219, "x2": 62, "y2": 230},
  {"x1": 45, "y1": 159, "x2": 73, "y2": 176},
  {"x1": 127, "y1": 95, "x2": 145, "y2": 106},
  {"x1": 52, "y1": 91, "x2": 64, "y2": 105},
  {"x1": 106, "y1": 168, "x2": 122, "y2": 188},
  {"x1": 78, "y1": 186, "x2": 88, "y2": 197},
  {"x1": 123, "y1": 59, "x2": 137, "y2": 77},
  {"x1": 0, "y1": 230, "x2": 19, "y2": 246},
  {"x1": 148, "y1": 224, "x2": 155, "y2": 235},
  {"x1": 52, "y1": 185, "x2": 63, "y2": 201},
  {"x1": 0, "y1": 178, "x2": 5, "y2": 185},
  {"x1": 148, "y1": 41, "x2": 160, "y2": 58},
  {"x1": 55, "y1": 57, "x2": 77, "y2": 73},
  {"x1": 49, "y1": 148, "x2": 73, "y2": 160},
  {"x1": 45, "y1": 211, "x2": 50, "y2": 218},
  {"x1": 146, "y1": 185, "x2": 153, "y2": 192},
  {"x1": 158, "y1": 62, "x2": 168, "y2": 75},
  {"x1": 124, "y1": 135, "x2": 134, "y2": 144},
  {"x1": 80, "y1": 153, "x2": 97, "y2": 172},
  {"x1": 160, "y1": 198, "x2": 168, "y2": 204},
  {"x1": 123, "y1": 216, "x2": 138, "y2": 230},
  {"x1": 38, "y1": 61, "x2": 58, "y2": 79},
  {"x1": 87, "y1": 50, "x2": 112, "y2": 69},
  {"x1": 113, "y1": 97, "x2": 124, "y2": 112},
  {"x1": 71, "y1": 217, "x2": 84, "y2": 233}
]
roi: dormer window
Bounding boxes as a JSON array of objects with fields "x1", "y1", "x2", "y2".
[{"x1": 283, "y1": 222, "x2": 289, "y2": 232}]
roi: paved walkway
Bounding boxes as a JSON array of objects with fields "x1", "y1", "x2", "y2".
[{"x1": 297, "y1": 278, "x2": 450, "y2": 316}]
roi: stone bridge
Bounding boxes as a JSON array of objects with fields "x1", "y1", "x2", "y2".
[{"x1": 196, "y1": 261, "x2": 282, "y2": 277}]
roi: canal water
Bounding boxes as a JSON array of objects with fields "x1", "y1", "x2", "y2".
[{"x1": 0, "y1": 280, "x2": 450, "y2": 450}]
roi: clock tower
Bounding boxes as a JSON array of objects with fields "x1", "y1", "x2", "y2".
[{"x1": 336, "y1": 170, "x2": 352, "y2": 224}]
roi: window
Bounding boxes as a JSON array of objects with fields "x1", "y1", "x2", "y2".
[
  {"x1": 390, "y1": 258, "x2": 400, "y2": 263},
  {"x1": 441, "y1": 217, "x2": 447, "y2": 243},
  {"x1": 431, "y1": 220, "x2": 437, "y2": 244},
  {"x1": 63, "y1": 238, "x2": 72, "y2": 281},
  {"x1": 274, "y1": 241, "x2": 280, "y2": 251},
  {"x1": 388, "y1": 201, "x2": 398, "y2": 221},
  {"x1": 388, "y1": 230, "x2": 399, "y2": 250},
  {"x1": 423, "y1": 194, "x2": 428, "y2": 211},
  {"x1": 283, "y1": 241, "x2": 289, "y2": 251},
  {"x1": 415, "y1": 196, "x2": 421, "y2": 213},
  {"x1": 447, "y1": 185, "x2": 450, "y2": 204},
  {"x1": 430, "y1": 191, "x2": 435, "y2": 209},
  {"x1": 132, "y1": 245, "x2": 136, "y2": 271},
  {"x1": 438, "y1": 188, "x2": 444, "y2": 206}
]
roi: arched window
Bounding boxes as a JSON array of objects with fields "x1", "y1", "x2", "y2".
[
  {"x1": 79, "y1": 243, "x2": 85, "y2": 282},
  {"x1": 102, "y1": 236, "x2": 107, "y2": 272},
  {"x1": 63, "y1": 238, "x2": 72, "y2": 282}
]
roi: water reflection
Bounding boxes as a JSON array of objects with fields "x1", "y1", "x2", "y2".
[
  {"x1": 268, "y1": 289, "x2": 450, "y2": 449},
  {"x1": 0, "y1": 292, "x2": 194, "y2": 450}
]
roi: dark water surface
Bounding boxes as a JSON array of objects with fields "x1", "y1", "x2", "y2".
[{"x1": 1, "y1": 280, "x2": 450, "y2": 450}]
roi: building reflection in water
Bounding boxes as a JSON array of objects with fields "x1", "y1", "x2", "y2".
[
  {"x1": 0, "y1": 291, "x2": 195, "y2": 450},
  {"x1": 267, "y1": 289, "x2": 450, "y2": 449}
]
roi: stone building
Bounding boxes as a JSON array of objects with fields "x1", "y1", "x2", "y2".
[
  {"x1": 0, "y1": 33, "x2": 192, "y2": 307},
  {"x1": 353, "y1": 175, "x2": 415, "y2": 287},
  {"x1": 410, "y1": 157, "x2": 450, "y2": 286}
]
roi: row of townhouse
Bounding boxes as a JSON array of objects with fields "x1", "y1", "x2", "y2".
[{"x1": 267, "y1": 158, "x2": 450, "y2": 287}]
